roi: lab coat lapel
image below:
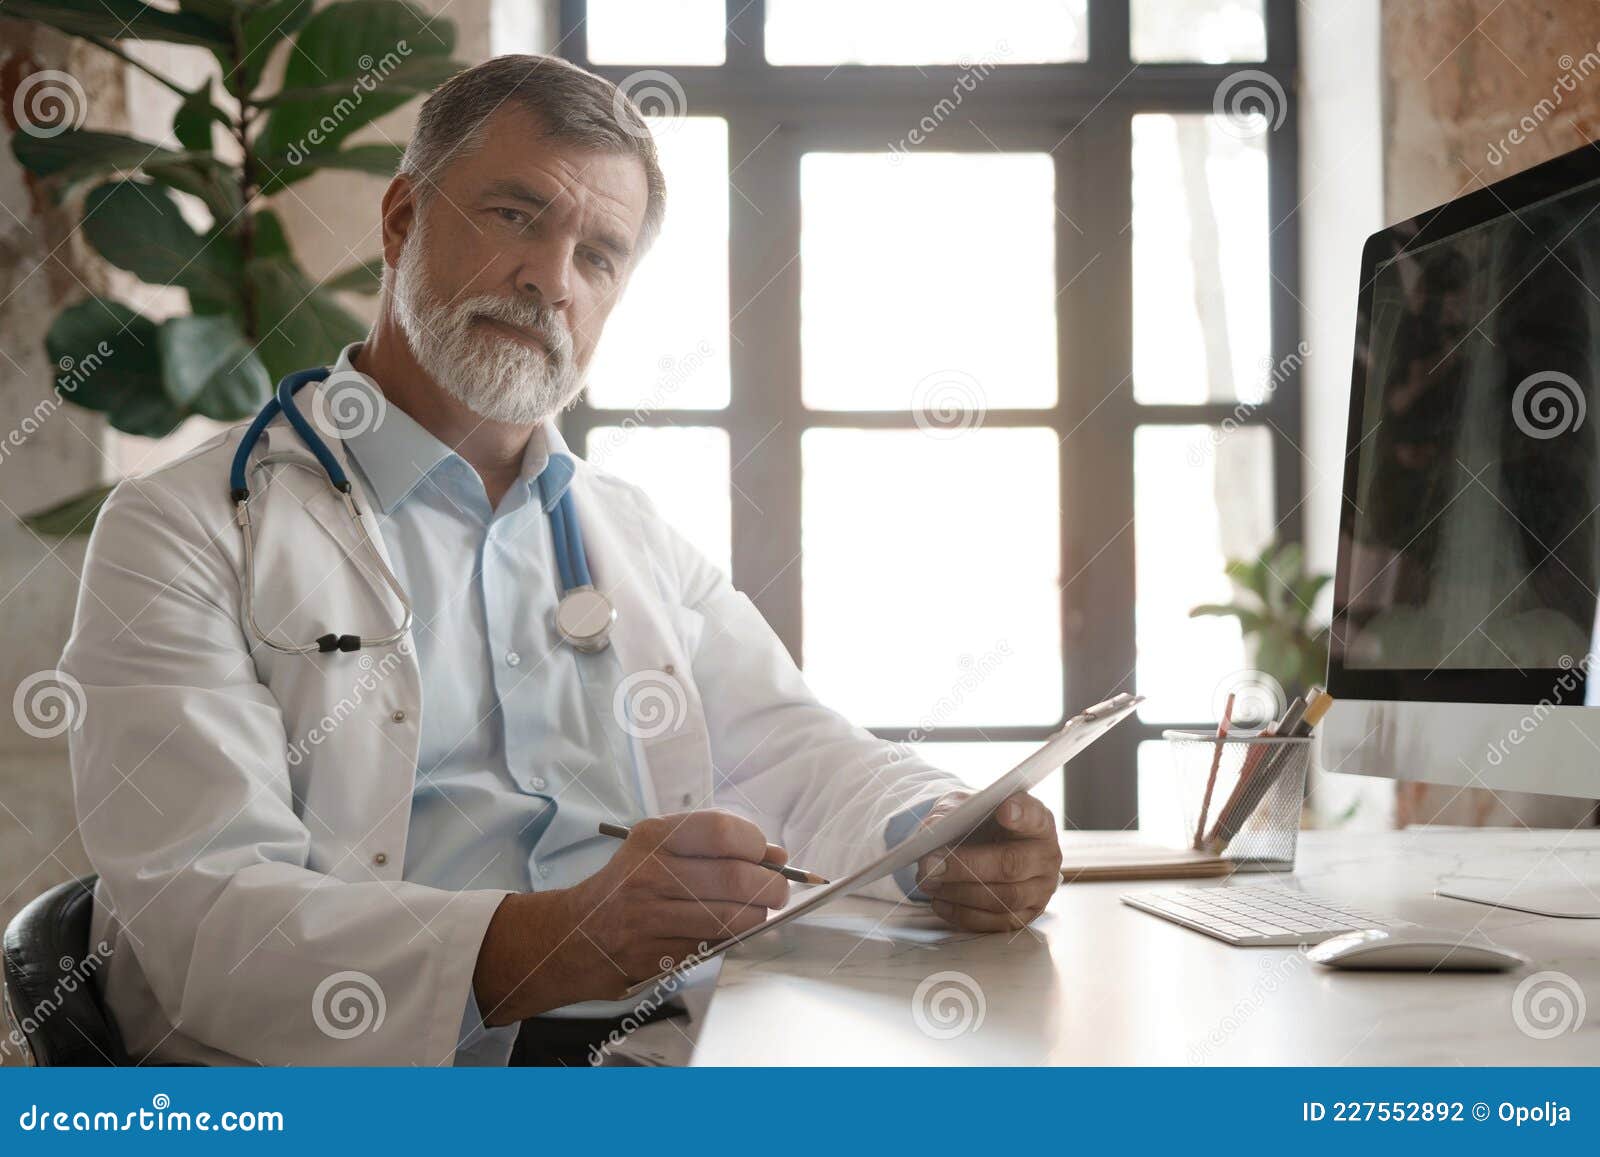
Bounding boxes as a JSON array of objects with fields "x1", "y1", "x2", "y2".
[
  {"x1": 568, "y1": 469, "x2": 715, "y2": 815},
  {"x1": 244, "y1": 386, "x2": 423, "y2": 882}
]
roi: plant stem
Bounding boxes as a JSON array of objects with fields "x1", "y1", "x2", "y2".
[
  {"x1": 230, "y1": 20, "x2": 259, "y2": 342},
  {"x1": 84, "y1": 36, "x2": 190, "y2": 99}
]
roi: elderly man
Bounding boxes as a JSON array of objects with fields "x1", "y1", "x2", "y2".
[{"x1": 60, "y1": 54, "x2": 1063, "y2": 1067}]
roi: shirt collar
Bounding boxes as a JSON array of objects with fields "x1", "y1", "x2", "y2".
[{"x1": 329, "y1": 343, "x2": 576, "y2": 516}]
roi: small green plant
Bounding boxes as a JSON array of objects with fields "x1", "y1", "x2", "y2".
[
  {"x1": 8, "y1": 0, "x2": 464, "y2": 534},
  {"x1": 1190, "y1": 541, "x2": 1331, "y2": 698}
]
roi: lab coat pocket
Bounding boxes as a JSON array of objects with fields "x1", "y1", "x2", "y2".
[{"x1": 640, "y1": 727, "x2": 715, "y2": 813}]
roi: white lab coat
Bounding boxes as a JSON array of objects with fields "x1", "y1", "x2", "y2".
[{"x1": 59, "y1": 373, "x2": 961, "y2": 1067}]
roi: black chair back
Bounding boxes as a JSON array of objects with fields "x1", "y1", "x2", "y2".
[{"x1": 2, "y1": 875, "x2": 129, "y2": 1066}]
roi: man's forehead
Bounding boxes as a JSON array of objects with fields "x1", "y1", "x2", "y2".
[{"x1": 453, "y1": 105, "x2": 649, "y2": 229}]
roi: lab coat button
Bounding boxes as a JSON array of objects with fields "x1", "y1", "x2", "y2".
[
  {"x1": 505, "y1": 651, "x2": 521, "y2": 667},
  {"x1": 531, "y1": 776, "x2": 547, "y2": 790},
  {"x1": 390, "y1": 709, "x2": 407, "y2": 723},
  {"x1": 664, "y1": 663, "x2": 675, "y2": 675},
  {"x1": 538, "y1": 865, "x2": 551, "y2": 879},
  {"x1": 373, "y1": 852, "x2": 388, "y2": 866}
]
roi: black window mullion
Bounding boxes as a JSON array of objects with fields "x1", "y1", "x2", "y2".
[
  {"x1": 1058, "y1": 104, "x2": 1139, "y2": 829},
  {"x1": 727, "y1": 115, "x2": 805, "y2": 662}
]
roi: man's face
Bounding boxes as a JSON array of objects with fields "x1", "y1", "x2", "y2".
[{"x1": 386, "y1": 105, "x2": 650, "y2": 425}]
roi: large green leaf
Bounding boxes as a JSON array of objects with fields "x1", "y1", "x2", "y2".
[
  {"x1": 257, "y1": 142, "x2": 402, "y2": 192},
  {"x1": 246, "y1": 213, "x2": 367, "y2": 380},
  {"x1": 22, "y1": 484, "x2": 116, "y2": 538},
  {"x1": 256, "y1": 54, "x2": 463, "y2": 106},
  {"x1": 1, "y1": 0, "x2": 230, "y2": 47},
  {"x1": 12, "y1": 130, "x2": 243, "y2": 223},
  {"x1": 172, "y1": 82, "x2": 225, "y2": 153},
  {"x1": 323, "y1": 255, "x2": 385, "y2": 293},
  {"x1": 43, "y1": 297, "x2": 184, "y2": 436},
  {"x1": 158, "y1": 314, "x2": 273, "y2": 420},
  {"x1": 81, "y1": 181, "x2": 243, "y2": 310},
  {"x1": 235, "y1": 0, "x2": 317, "y2": 98},
  {"x1": 254, "y1": 1, "x2": 454, "y2": 163}
]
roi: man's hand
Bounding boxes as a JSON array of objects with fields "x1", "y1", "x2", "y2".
[
  {"x1": 473, "y1": 811, "x2": 788, "y2": 1025},
  {"x1": 914, "y1": 791, "x2": 1062, "y2": 932}
]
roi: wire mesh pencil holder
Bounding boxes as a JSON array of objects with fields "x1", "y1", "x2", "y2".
[{"x1": 1163, "y1": 730, "x2": 1312, "y2": 872}]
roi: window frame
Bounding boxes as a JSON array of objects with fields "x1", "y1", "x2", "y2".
[{"x1": 557, "y1": 0, "x2": 1304, "y2": 828}]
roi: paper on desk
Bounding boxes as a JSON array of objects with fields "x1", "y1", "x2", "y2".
[
  {"x1": 622, "y1": 692, "x2": 1142, "y2": 998},
  {"x1": 791, "y1": 909, "x2": 962, "y2": 945}
]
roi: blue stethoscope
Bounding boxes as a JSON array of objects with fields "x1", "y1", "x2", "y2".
[{"x1": 230, "y1": 367, "x2": 616, "y2": 656}]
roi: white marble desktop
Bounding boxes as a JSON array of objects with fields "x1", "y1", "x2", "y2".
[{"x1": 688, "y1": 829, "x2": 1600, "y2": 1065}]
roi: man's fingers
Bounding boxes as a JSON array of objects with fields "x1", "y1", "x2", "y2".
[
  {"x1": 929, "y1": 898, "x2": 1042, "y2": 932},
  {"x1": 918, "y1": 839, "x2": 1057, "y2": 887},
  {"x1": 634, "y1": 810, "x2": 771, "y2": 862},
  {"x1": 646, "y1": 900, "x2": 772, "y2": 943},
  {"x1": 652, "y1": 853, "x2": 790, "y2": 909},
  {"x1": 922, "y1": 877, "x2": 1056, "y2": 915},
  {"x1": 993, "y1": 792, "x2": 1054, "y2": 838}
]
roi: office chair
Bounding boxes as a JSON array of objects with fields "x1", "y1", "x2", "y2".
[{"x1": 2, "y1": 874, "x2": 129, "y2": 1065}]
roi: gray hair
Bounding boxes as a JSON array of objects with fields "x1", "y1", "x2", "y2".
[{"x1": 399, "y1": 54, "x2": 666, "y2": 255}]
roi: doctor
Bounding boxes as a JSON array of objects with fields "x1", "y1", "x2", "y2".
[{"x1": 59, "y1": 54, "x2": 1064, "y2": 1067}]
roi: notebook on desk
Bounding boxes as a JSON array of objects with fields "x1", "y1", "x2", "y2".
[{"x1": 1059, "y1": 844, "x2": 1232, "y2": 882}]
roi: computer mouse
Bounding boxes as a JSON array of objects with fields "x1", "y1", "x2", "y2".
[{"x1": 1307, "y1": 926, "x2": 1529, "y2": 971}]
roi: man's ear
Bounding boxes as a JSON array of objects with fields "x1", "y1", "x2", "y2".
[{"x1": 380, "y1": 175, "x2": 420, "y2": 270}]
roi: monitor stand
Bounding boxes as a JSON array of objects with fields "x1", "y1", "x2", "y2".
[{"x1": 1437, "y1": 876, "x2": 1600, "y2": 918}]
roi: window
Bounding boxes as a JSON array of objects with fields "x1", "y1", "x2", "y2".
[{"x1": 557, "y1": 0, "x2": 1301, "y2": 828}]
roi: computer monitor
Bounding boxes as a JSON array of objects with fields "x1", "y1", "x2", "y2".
[{"x1": 1323, "y1": 141, "x2": 1600, "y2": 917}]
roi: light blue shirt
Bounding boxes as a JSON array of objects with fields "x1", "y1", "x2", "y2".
[
  {"x1": 332, "y1": 347, "x2": 646, "y2": 1061},
  {"x1": 327, "y1": 345, "x2": 938, "y2": 1065}
]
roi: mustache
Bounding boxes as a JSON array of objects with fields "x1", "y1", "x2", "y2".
[{"x1": 458, "y1": 295, "x2": 572, "y2": 361}]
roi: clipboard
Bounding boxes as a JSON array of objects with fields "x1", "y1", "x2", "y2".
[{"x1": 624, "y1": 691, "x2": 1143, "y2": 998}]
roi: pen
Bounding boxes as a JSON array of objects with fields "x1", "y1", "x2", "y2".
[
  {"x1": 1193, "y1": 693, "x2": 1235, "y2": 850},
  {"x1": 596, "y1": 821, "x2": 831, "y2": 885}
]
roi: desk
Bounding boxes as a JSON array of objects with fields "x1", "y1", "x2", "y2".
[{"x1": 689, "y1": 829, "x2": 1600, "y2": 1065}]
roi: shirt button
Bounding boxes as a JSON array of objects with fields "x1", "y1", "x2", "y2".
[
  {"x1": 538, "y1": 865, "x2": 551, "y2": 879},
  {"x1": 390, "y1": 709, "x2": 407, "y2": 723},
  {"x1": 505, "y1": 651, "x2": 521, "y2": 667},
  {"x1": 530, "y1": 776, "x2": 547, "y2": 790},
  {"x1": 663, "y1": 664, "x2": 675, "y2": 675},
  {"x1": 373, "y1": 852, "x2": 388, "y2": 866}
]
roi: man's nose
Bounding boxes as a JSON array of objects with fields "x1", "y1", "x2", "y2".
[{"x1": 513, "y1": 239, "x2": 575, "y2": 311}]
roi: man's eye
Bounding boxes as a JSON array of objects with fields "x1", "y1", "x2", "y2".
[
  {"x1": 494, "y1": 208, "x2": 528, "y2": 227},
  {"x1": 582, "y1": 249, "x2": 615, "y2": 275}
]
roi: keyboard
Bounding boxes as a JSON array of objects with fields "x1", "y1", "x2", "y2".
[{"x1": 1121, "y1": 884, "x2": 1405, "y2": 946}]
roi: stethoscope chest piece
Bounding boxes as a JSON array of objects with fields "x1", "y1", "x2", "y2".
[{"x1": 554, "y1": 585, "x2": 616, "y2": 653}]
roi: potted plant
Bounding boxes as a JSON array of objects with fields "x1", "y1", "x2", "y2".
[{"x1": 8, "y1": 0, "x2": 463, "y2": 533}]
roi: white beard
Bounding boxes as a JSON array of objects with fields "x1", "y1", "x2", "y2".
[{"x1": 391, "y1": 216, "x2": 585, "y2": 425}]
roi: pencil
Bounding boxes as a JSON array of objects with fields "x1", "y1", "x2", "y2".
[
  {"x1": 596, "y1": 821, "x2": 830, "y2": 885},
  {"x1": 1193, "y1": 693, "x2": 1235, "y2": 850}
]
